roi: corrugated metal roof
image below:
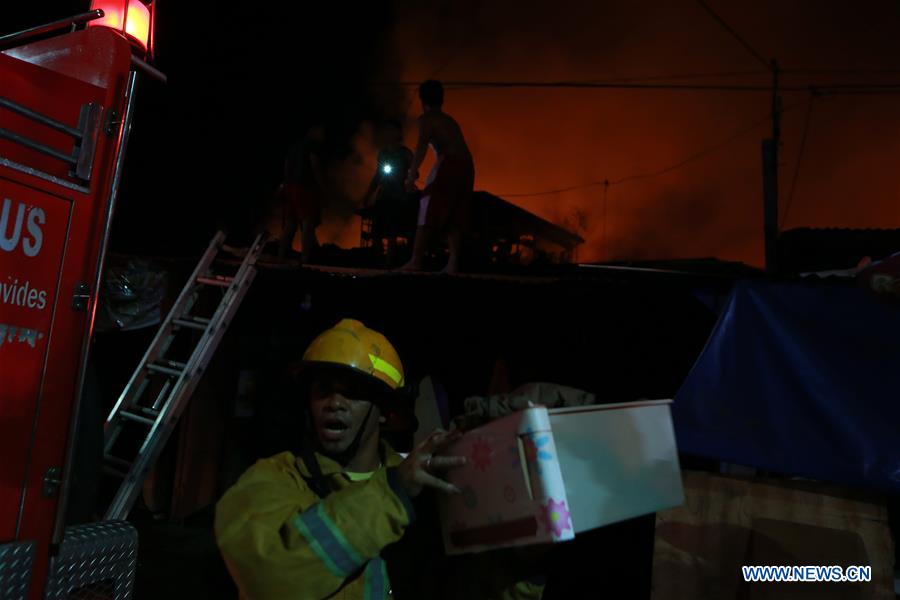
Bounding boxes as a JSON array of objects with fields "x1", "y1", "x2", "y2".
[
  {"x1": 242, "y1": 258, "x2": 743, "y2": 286},
  {"x1": 473, "y1": 191, "x2": 585, "y2": 249},
  {"x1": 271, "y1": 262, "x2": 571, "y2": 285}
]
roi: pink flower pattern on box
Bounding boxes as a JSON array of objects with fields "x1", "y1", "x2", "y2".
[
  {"x1": 471, "y1": 437, "x2": 493, "y2": 471},
  {"x1": 539, "y1": 498, "x2": 572, "y2": 538},
  {"x1": 509, "y1": 434, "x2": 553, "y2": 475},
  {"x1": 503, "y1": 485, "x2": 516, "y2": 503}
]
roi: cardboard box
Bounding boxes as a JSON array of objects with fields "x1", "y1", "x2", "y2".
[{"x1": 437, "y1": 400, "x2": 684, "y2": 554}]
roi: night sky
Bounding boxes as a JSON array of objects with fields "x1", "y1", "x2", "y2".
[{"x1": 9, "y1": 1, "x2": 900, "y2": 264}]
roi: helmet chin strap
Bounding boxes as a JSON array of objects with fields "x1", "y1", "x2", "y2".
[{"x1": 324, "y1": 403, "x2": 376, "y2": 467}]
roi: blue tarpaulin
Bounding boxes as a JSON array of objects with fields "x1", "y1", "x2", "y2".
[{"x1": 674, "y1": 279, "x2": 900, "y2": 493}]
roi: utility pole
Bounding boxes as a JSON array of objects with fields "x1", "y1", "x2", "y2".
[
  {"x1": 696, "y1": 0, "x2": 780, "y2": 274},
  {"x1": 762, "y1": 59, "x2": 780, "y2": 274}
]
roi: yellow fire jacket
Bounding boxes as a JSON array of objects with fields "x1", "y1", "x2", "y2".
[{"x1": 215, "y1": 443, "x2": 544, "y2": 600}]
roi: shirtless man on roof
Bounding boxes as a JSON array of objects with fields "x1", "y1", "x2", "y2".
[{"x1": 401, "y1": 80, "x2": 475, "y2": 274}]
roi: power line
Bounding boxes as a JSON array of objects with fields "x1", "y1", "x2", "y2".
[
  {"x1": 781, "y1": 93, "x2": 818, "y2": 229},
  {"x1": 695, "y1": 0, "x2": 772, "y2": 72},
  {"x1": 609, "y1": 114, "x2": 769, "y2": 185},
  {"x1": 812, "y1": 85, "x2": 900, "y2": 95},
  {"x1": 425, "y1": 2, "x2": 481, "y2": 80},
  {"x1": 818, "y1": 88, "x2": 900, "y2": 95},
  {"x1": 402, "y1": 2, "x2": 482, "y2": 116},
  {"x1": 390, "y1": 80, "x2": 776, "y2": 91},
  {"x1": 783, "y1": 68, "x2": 900, "y2": 76},
  {"x1": 376, "y1": 80, "x2": 900, "y2": 94},
  {"x1": 813, "y1": 82, "x2": 900, "y2": 91},
  {"x1": 498, "y1": 98, "x2": 813, "y2": 198},
  {"x1": 381, "y1": 68, "x2": 895, "y2": 88},
  {"x1": 377, "y1": 69, "x2": 900, "y2": 90},
  {"x1": 576, "y1": 70, "x2": 770, "y2": 83}
]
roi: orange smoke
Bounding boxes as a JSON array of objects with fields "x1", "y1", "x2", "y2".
[{"x1": 369, "y1": 0, "x2": 900, "y2": 266}]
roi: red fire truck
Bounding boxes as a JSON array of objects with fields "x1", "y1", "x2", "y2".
[{"x1": 1, "y1": 3, "x2": 162, "y2": 598}]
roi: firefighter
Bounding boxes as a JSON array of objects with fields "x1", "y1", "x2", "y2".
[
  {"x1": 401, "y1": 80, "x2": 476, "y2": 274},
  {"x1": 277, "y1": 124, "x2": 326, "y2": 264},
  {"x1": 214, "y1": 319, "x2": 545, "y2": 599}
]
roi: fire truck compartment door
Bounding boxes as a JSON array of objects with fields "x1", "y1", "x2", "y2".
[{"x1": 0, "y1": 178, "x2": 71, "y2": 541}]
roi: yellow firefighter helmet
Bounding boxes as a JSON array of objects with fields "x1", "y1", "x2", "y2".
[{"x1": 302, "y1": 319, "x2": 405, "y2": 390}]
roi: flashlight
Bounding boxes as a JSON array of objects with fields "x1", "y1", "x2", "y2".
[{"x1": 382, "y1": 163, "x2": 393, "y2": 175}]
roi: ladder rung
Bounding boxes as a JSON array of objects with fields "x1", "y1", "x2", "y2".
[
  {"x1": 151, "y1": 379, "x2": 173, "y2": 412},
  {"x1": 119, "y1": 410, "x2": 156, "y2": 426},
  {"x1": 103, "y1": 465, "x2": 128, "y2": 478},
  {"x1": 104, "y1": 454, "x2": 133, "y2": 469},
  {"x1": 197, "y1": 275, "x2": 233, "y2": 288},
  {"x1": 173, "y1": 318, "x2": 208, "y2": 331},
  {"x1": 180, "y1": 315, "x2": 211, "y2": 327},
  {"x1": 147, "y1": 363, "x2": 184, "y2": 377}
]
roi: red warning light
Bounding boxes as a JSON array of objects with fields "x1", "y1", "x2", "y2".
[{"x1": 88, "y1": 0, "x2": 151, "y2": 52}]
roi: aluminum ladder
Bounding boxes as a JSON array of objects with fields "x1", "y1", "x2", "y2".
[{"x1": 102, "y1": 231, "x2": 264, "y2": 520}]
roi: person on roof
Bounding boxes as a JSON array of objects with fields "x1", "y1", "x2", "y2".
[
  {"x1": 277, "y1": 124, "x2": 326, "y2": 265},
  {"x1": 214, "y1": 319, "x2": 545, "y2": 599},
  {"x1": 401, "y1": 80, "x2": 475, "y2": 274},
  {"x1": 360, "y1": 121, "x2": 419, "y2": 264},
  {"x1": 362, "y1": 120, "x2": 415, "y2": 211}
]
